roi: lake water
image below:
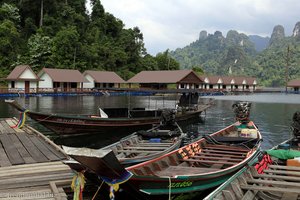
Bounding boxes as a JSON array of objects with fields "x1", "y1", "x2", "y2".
[
  {"x1": 0, "y1": 93, "x2": 300, "y2": 199},
  {"x1": 1, "y1": 93, "x2": 299, "y2": 150}
]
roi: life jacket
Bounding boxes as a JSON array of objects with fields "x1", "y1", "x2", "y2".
[{"x1": 255, "y1": 154, "x2": 272, "y2": 174}]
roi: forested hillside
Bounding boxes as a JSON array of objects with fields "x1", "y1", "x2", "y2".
[
  {"x1": 2, "y1": 1, "x2": 300, "y2": 87},
  {"x1": 0, "y1": 0, "x2": 179, "y2": 82},
  {"x1": 170, "y1": 23, "x2": 300, "y2": 87}
]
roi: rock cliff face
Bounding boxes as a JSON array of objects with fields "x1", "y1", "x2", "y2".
[
  {"x1": 248, "y1": 35, "x2": 269, "y2": 52},
  {"x1": 199, "y1": 30, "x2": 208, "y2": 40},
  {"x1": 269, "y1": 25, "x2": 285, "y2": 46},
  {"x1": 293, "y1": 21, "x2": 300, "y2": 40},
  {"x1": 226, "y1": 30, "x2": 249, "y2": 46}
]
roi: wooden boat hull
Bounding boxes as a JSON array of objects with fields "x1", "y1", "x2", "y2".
[
  {"x1": 127, "y1": 148, "x2": 260, "y2": 195},
  {"x1": 27, "y1": 112, "x2": 157, "y2": 135},
  {"x1": 204, "y1": 137, "x2": 300, "y2": 200},
  {"x1": 65, "y1": 120, "x2": 262, "y2": 197},
  {"x1": 64, "y1": 123, "x2": 184, "y2": 166},
  {"x1": 104, "y1": 129, "x2": 183, "y2": 165},
  {"x1": 6, "y1": 100, "x2": 209, "y2": 135}
]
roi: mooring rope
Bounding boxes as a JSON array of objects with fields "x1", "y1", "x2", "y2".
[
  {"x1": 33, "y1": 113, "x2": 55, "y2": 122},
  {"x1": 91, "y1": 181, "x2": 104, "y2": 200}
]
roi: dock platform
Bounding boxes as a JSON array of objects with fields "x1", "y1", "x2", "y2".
[{"x1": 0, "y1": 118, "x2": 72, "y2": 199}]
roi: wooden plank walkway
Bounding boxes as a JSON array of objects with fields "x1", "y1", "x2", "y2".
[{"x1": 0, "y1": 118, "x2": 73, "y2": 200}]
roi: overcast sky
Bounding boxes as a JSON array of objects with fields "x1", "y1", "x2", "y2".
[{"x1": 95, "y1": 0, "x2": 300, "y2": 55}]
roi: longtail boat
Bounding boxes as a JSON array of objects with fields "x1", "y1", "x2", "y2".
[
  {"x1": 64, "y1": 102, "x2": 263, "y2": 197},
  {"x1": 5, "y1": 97, "x2": 213, "y2": 136},
  {"x1": 204, "y1": 112, "x2": 300, "y2": 200},
  {"x1": 63, "y1": 122, "x2": 185, "y2": 166}
]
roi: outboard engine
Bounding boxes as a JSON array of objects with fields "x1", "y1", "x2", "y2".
[
  {"x1": 160, "y1": 109, "x2": 176, "y2": 127},
  {"x1": 291, "y1": 111, "x2": 300, "y2": 139},
  {"x1": 232, "y1": 101, "x2": 251, "y2": 124}
]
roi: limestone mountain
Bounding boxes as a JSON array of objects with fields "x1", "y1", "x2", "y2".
[
  {"x1": 199, "y1": 30, "x2": 208, "y2": 40},
  {"x1": 170, "y1": 30, "x2": 256, "y2": 76},
  {"x1": 293, "y1": 21, "x2": 300, "y2": 40},
  {"x1": 248, "y1": 35, "x2": 269, "y2": 52},
  {"x1": 268, "y1": 25, "x2": 285, "y2": 47},
  {"x1": 170, "y1": 21, "x2": 300, "y2": 87}
]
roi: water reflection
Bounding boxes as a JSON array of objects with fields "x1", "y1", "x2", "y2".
[{"x1": 0, "y1": 93, "x2": 300, "y2": 150}]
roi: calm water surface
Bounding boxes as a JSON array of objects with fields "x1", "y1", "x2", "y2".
[
  {"x1": 0, "y1": 93, "x2": 300, "y2": 199},
  {"x1": 0, "y1": 93, "x2": 299, "y2": 150}
]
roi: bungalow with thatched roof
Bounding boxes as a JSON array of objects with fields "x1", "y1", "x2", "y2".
[
  {"x1": 38, "y1": 68, "x2": 88, "y2": 92},
  {"x1": 127, "y1": 70, "x2": 203, "y2": 90},
  {"x1": 5, "y1": 65, "x2": 40, "y2": 93},
  {"x1": 82, "y1": 70, "x2": 126, "y2": 89}
]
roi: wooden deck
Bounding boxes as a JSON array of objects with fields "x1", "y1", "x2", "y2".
[
  {"x1": 0, "y1": 118, "x2": 72, "y2": 200},
  {"x1": 212, "y1": 165, "x2": 300, "y2": 200}
]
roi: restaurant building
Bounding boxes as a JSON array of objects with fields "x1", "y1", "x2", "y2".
[{"x1": 127, "y1": 70, "x2": 203, "y2": 90}]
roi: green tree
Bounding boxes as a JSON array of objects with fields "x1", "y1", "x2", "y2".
[
  {"x1": 192, "y1": 66, "x2": 204, "y2": 75},
  {"x1": 0, "y1": 3, "x2": 21, "y2": 76},
  {"x1": 0, "y1": 3, "x2": 20, "y2": 24},
  {"x1": 51, "y1": 26, "x2": 80, "y2": 68},
  {"x1": 156, "y1": 50, "x2": 179, "y2": 70},
  {"x1": 26, "y1": 33, "x2": 52, "y2": 70}
]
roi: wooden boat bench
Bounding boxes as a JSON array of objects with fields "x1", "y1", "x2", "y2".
[
  {"x1": 210, "y1": 164, "x2": 300, "y2": 200},
  {"x1": 155, "y1": 166, "x2": 219, "y2": 177},
  {"x1": 138, "y1": 143, "x2": 172, "y2": 146},
  {"x1": 176, "y1": 144, "x2": 248, "y2": 168},
  {"x1": 180, "y1": 158, "x2": 238, "y2": 166},
  {"x1": 205, "y1": 144, "x2": 250, "y2": 152},
  {"x1": 117, "y1": 149, "x2": 162, "y2": 154},
  {"x1": 211, "y1": 136, "x2": 259, "y2": 143},
  {"x1": 123, "y1": 146, "x2": 167, "y2": 150},
  {"x1": 201, "y1": 149, "x2": 247, "y2": 156}
]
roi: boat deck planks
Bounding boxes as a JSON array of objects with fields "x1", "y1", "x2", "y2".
[
  {"x1": 0, "y1": 133, "x2": 25, "y2": 165},
  {"x1": 5, "y1": 119, "x2": 24, "y2": 133},
  {"x1": 29, "y1": 136, "x2": 61, "y2": 161},
  {"x1": 0, "y1": 145, "x2": 11, "y2": 167},
  {"x1": 15, "y1": 133, "x2": 49, "y2": 162},
  {"x1": 0, "y1": 122, "x2": 7, "y2": 134},
  {"x1": 0, "y1": 118, "x2": 72, "y2": 200},
  {"x1": 8, "y1": 133, "x2": 36, "y2": 164},
  {"x1": 210, "y1": 165, "x2": 300, "y2": 200}
]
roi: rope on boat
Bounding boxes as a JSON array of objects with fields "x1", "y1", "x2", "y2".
[
  {"x1": 11, "y1": 109, "x2": 29, "y2": 129},
  {"x1": 71, "y1": 171, "x2": 86, "y2": 200},
  {"x1": 91, "y1": 181, "x2": 104, "y2": 200},
  {"x1": 202, "y1": 135, "x2": 223, "y2": 145},
  {"x1": 36, "y1": 113, "x2": 55, "y2": 122}
]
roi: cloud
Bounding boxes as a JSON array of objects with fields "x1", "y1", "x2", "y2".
[{"x1": 99, "y1": 0, "x2": 300, "y2": 55}]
